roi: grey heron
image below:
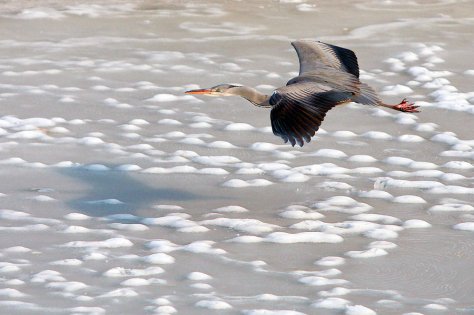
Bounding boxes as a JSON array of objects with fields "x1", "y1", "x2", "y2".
[{"x1": 185, "y1": 40, "x2": 419, "y2": 147}]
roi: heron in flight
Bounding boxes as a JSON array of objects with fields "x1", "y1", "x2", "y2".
[{"x1": 185, "y1": 40, "x2": 419, "y2": 147}]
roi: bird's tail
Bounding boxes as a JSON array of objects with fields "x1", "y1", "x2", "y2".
[{"x1": 353, "y1": 83, "x2": 382, "y2": 106}]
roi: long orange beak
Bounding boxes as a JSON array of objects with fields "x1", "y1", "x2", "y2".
[{"x1": 185, "y1": 88, "x2": 212, "y2": 95}]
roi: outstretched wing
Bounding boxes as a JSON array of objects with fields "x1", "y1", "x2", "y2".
[
  {"x1": 291, "y1": 40, "x2": 360, "y2": 77},
  {"x1": 270, "y1": 82, "x2": 352, "y2": 147}
]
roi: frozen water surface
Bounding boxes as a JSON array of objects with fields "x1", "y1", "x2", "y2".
[{"x1": 1, "y1": 0, "x2": 474, "y2": 314}]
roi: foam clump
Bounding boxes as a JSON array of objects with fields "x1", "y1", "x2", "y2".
[
  {"x1": 358, "y1": 190, "x2": 394, "y2": 200},
  {"x1": 311, "y1": 149, "x2": 347, "y2": 159},
  {"x1": 392, "y1": 195, "x2": 427, "y2": 204},
  {"x1": 381, "y1": 84, "x2": 413, "y2": 96},
  {"x1": 222, "y1": 179, "x2": 273, "y2": 188},
  {"x1": 264, "y1": 232, "x2": 343, "y2": 244},
  {"x1": 453, "y1": 222, "x2": 474, "y2": 232},
  {"x1": 315, "y1": 256, "x2": 345, "y2": 266},
  {"x1": 224, "y1": 122, "x2": 255, "y2": 131},
  {"x1": 200, "y1": 218, "x2": 278, "y2": 234},
  {"x1": 195, "y1": 299, "x2": 232, "y2": 310},
  {"x1": 345, "y1": 305, "x2": 376, "y2": 315},
  {"x1": 312, "y1": 297, "x2": 350, "y2": 310},
  {"x1": 348, "y1": 155, "x2": 377, "y2": 163},
  {"x1": 243, "y1": 310, "x2": 306, "y2": 315},
  {"x1": 429, "y1": 203, "x2": 474, "y2": 212},
  {"x1": 313, "y1": 196, "x2": 372, "y2": 214},
  {"x1": 404, "y1": 219, "x2": 431, "y2": 228}
]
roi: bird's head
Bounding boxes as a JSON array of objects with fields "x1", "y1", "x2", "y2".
[{"x1": 185, "y1": 84, "x2": 242, "y2": 97}]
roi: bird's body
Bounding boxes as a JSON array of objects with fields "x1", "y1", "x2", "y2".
[{"x1": 186, "y1": 40, "x2": 419, "y2": 147}]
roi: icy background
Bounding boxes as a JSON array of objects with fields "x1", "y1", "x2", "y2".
[{"x1": 0, "y1": 0, "x2": 474, "y2": 314}]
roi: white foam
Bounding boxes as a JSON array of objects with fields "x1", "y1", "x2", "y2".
[
  {"x1": 213, "y1": 205, "x2": 249, "y2": 213},
  {"x1": 83, "y1": 253, "x2": 107, "y2": 261},
  {"x1": 0, "y1": 288, "x2": 27, "y2": 298},
  {"x1": 190, "y1": 122, "x2": 212, "y2": 128},
  {"x1": 264, "y1": 232, "x2": 343, "y2": 244},
  {"x1": 423, "y1": 303, "x2": 448, "y2": 311},
  {"x1": 392, "y1": 195, "x2": 427, "y2": 204},
  {"x1": 345, "y1": 305, "x2": 376, "y2": 315},
  {"x1": 200, "y1": 218, "x2": 278, "y2": 234},
  {"x1": 294, "y1": 163, "x2": 349, "y2": 176},
  {"x1": 279, "y1": 206, "x2": 324, "y2": 220},
  {"x1": 315, "y1": 256, "x2": 345, "y2": 267},
  {"x1": 228, "y1": 235, "x2": 263, "y2": 243},
  {"x1": 299, "y1": 276, "x2": 348, "y2": 286},
  {"x1": 429, "y1": 185, "x2": 474, "y2": 194},
  {"x1": 195, "y1": 300, "x2": 232, "y2": 310},
  {"x1": 153, "y1": 305, "x2": 178, "y2": 313},
  {"x1": 224, "y1": 123, "x2": 255, "y2": 131},
  {"x1": 443, "y1": 161, "x2": 473, "y2": 170},
  {"x1": 158, "y1": 118, "x2": 182, "y2": 125},
  {"x1": 381, "y1": 84, "x2": 413, "y2": 96},
  {"x1": 115, "y1": 164, "x2": 141, "y2": 171},
  {"x1": 363, "y1": 229, "x2": 398, "y2": 240},
  {"x1": 222, "y1": 179, "x2": 273, "y2": 188},
  {"x1": 361, "y1": 131, "x2": 393, "y2": 140},
  {"x1": 142, "y1": 214, "x2": 208, "y2": 233},
  {"x1": 50, "y1": 259, "x2": 83, "y2": 266},
  {"x1": 374, "y1": 177, "x2": 443, "y2": 190},
  {"x1": 120, "y1": 278, "x2": 150, "y2": 286},
  {"x1": 453, "y1": 222, "x2": 474, "y2": 232},
  {"x1": 404, "y1": 219, "x2": 431, "y2": 228},
  {"x1": 312, "y1": 297, "x2": 350, "y2": 310},
  {"x1": 273, "y1": 171, "x2": 310, "y2": 183},
  {"x1": 46, "y1": 281, "x2": 88, "y2": 292},
  {"x1": 187, "y1": 272, "x2": 212, "y2": 281},
  {"x1": 317, "y1": 181, "x2": 353, "y2": 190},
  {"x1": 145, "y1": 240, "x2": 180, "y2": 253},
  {"x1": 332, "y1": 130, "x2": 357, "y2": 138},
  {"x1": 383, "y1": 156, "x2": 414, "y2": 166},
  {"x1": 83, "y1": 164, "x2": 110, "y2": 171},
  {"x1": 99, "y1": 288, "x2": 138, "y2": 298},
  {"x1": 147, "y1": 94, "x2": 178, "y2": 102},
  {"x1": 369, "y1": 241, "x2": 397, "y2": 249},
  {"x1": 4, "y1": 246, "x2": 31, "y2": 253},
  {"x1": 30, "y1": 270, "x2": 65, "y2": 283},
  {"x1": 358, "y1": 190, "x2": 394, "y2": 200},
  {"x1": 86, "y1": 198, "x2": 123, "y2": 205},
  {"x1": 289, "y1": 220, "x2": 326, "y2": 231},
  {"x1": 103, "y1": 267, "x2": 164, "y2": 277},
  {"x1": 348, "y1": 155, "x2": 377, "y2": 163},
  {"x1": 78, "y1": 137, "x2": 104, "y2": 146},
  {"x1": 62, "y1": 238, "x2": 133, "y2": 248},
  {"x1": 318, "y1": 287, "x2": 351, "y2": 297},
  {"x1": 258, "y1": 162, "x2": 290, "y2": 171},
  {"x1": 207, "y1": 141, "x2": 237, "y2": 149},
  {"x1": 398, "y1": 134, "x2": 425, "y2": 142},
  {"x1": 429, "y1": 203, "x2": 474, "y2": 212},
  {"x1": 431, "y1": 133, "x2": 460, "y2": 145},
  {"x1": 243, "y1": 310, "x2": 306, "y2": 315},
  {"x1": 182, "y1": 241, "x2": 226, "y2": 255},
  {"x1": 351, "y1": 214, "x2": 401, "y2": 225},
  {"x1": 192, "y1": 155, "x2": 241, "y2": 166},
  {"x1": 311, "y1": 149, "x2": 347, "y2": 159},
  {"x1": 313, "y1": 196, "x2": 372, "y2": 214}
]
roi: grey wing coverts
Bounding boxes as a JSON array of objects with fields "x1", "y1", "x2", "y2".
[{"x1": 269, "y1": 40, "x2": 381, "y2": 146}]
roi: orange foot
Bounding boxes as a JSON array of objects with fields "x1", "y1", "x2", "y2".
[{"x1": 393, "y1": 99, "x2": 420, "y2": 113}]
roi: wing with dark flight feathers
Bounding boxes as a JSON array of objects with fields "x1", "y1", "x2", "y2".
[
  {"x1": 291, "y1": 40, "x2": 360, "y2": 77},
  {"x1": 269, "y1": 82, "x2": 353, "y2": 147}
]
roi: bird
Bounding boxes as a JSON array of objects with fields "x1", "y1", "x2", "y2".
[{"x1": 185, "y1": 40, "x2": 420, "y2": 147}]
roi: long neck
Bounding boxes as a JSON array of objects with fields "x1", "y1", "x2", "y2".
[{"x1": 232, "y1": 86, "x2": 271, "y2": 108}]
